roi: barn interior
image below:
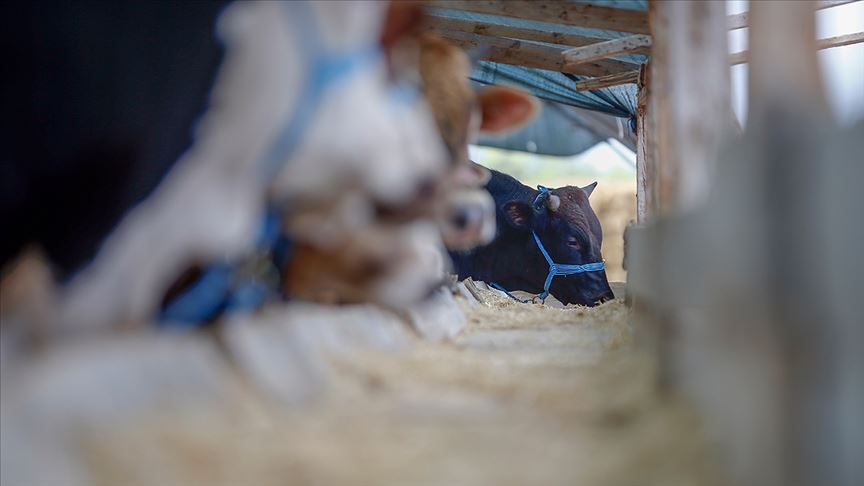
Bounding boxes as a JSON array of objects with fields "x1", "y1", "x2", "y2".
[{"x1": 1, "y1": 1, "x2": 863, "y2": 486}]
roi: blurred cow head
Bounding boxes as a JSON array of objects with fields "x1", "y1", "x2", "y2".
[
  {"x1": 54, "y1": 1, "x2": 449, "y2": 330},
  {"x1": 277, "y1": 28, "x2": 543, "y2": 308}
]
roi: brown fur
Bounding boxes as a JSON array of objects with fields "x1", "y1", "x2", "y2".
[
  {"x1": 550, "y1": 186, "x2": 595, "y2": 243},
  {"x1": 283, "y1": 245, "x2": 385, "y2": 305},
  {"x1": 283, "y1": 226, "x2": 413, "y2": 306},
  {"x1": 418, "y1": 32, "x2": 476, "y2": 165}
]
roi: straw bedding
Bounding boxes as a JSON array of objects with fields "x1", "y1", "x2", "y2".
[{"x1": 80, "y1": 291, "x2": 725, "y2": 486}]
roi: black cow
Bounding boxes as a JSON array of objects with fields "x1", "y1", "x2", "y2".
[
  {"x1": 1, "y1": 0, "x2": 230, "y2": 277},
  {"x1": 449, "y1": 167, "x2": 615, "y2": 306}
]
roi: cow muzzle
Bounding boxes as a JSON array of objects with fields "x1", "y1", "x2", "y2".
[{"x1": 436, "y1": 189, "x2": 495, "y2": 251}]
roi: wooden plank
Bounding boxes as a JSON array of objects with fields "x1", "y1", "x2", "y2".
[
  {"x1": 425, "y1": 14, "x2": 607, "y2": 48},
  {"x1": 438, "y1": 31, "x2": 639, "y2": 77},
  {"x1": 427, "y1": 1, "x2": 650, "y2": 35},
  {"x1": 727, "y1": 0, "x2": 859, "y2": 30},
  {"x1": 729, "y1": 31, "x2": 864, "y2": 65},
  {"x1": 573, "y1": 70, "x2": 640, "y2": 91},
  {"x1": 563, "y1": 34, "x2": 652, "y2": 66}
]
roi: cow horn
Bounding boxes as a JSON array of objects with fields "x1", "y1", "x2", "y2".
[{"x1": 547, "y1": 194, "x2": 561, "y2": 211}]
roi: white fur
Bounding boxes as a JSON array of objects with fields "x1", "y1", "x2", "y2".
[{"x1": 371, "y1": 222, "x2": 450, "y2": 310}]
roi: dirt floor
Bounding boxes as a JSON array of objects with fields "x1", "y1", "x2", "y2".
[{"x1": 77, "y1": 288, "x2": 725, "y2": 486}]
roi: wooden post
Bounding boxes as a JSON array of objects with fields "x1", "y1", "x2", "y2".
[
  {"x1": 635, "y1": 63, "x2": 652, "y2": 223},
  {"x1": 630, "y1": 3, "x2": 864, "y2": 486},
  {"x1": 648, "y1": 0, "x2": 732, "y2": 214}
]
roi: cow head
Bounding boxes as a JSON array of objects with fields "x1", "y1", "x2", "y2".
[
  {"x1": 416, "y1": 32, "x2": 539, "y2": 251},
  {"x1": 502, "y1": 183, "x2": 614, "y2": 306},
  {"x1": 53, "y1": 1, "x2": 452, "y2": 329}
]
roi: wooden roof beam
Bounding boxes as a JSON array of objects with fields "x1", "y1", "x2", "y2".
[
  {"x1": 729, "y1": 31, "x2": 864, "y2": 65},
  {"x1": 573, "y1": 70, "x2": 641, "y2": 91},
  {"x1": 425, "y1": 13, "x2": 608, "y2": 47},
  {"x1": 426, "y1": 1, "x2": 650, "y2": 35},
  {"x1": 437, "y1": 30, "x2": 640, "y2": 77},
  {"x1": 727, "y1": 0, "x2": 860, "y2": 30},
  {"x1": 562, "y1": 34, "x2": 652, "y2": 66}
]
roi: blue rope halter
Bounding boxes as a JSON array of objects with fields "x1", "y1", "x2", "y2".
[
  {"x1": 491, "y1": 186, "x2": 606, "y2": 303},
  {"x1": 160, "y1": 2, "x2": 416, "y2": 326}
]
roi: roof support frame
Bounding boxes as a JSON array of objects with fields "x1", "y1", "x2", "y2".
[
  {"x1": 426, "y1": 1, "x2": 650, "y2": 35},
  {"x1": 562, "y1": 34, "x2": 652, "y2": 66}
]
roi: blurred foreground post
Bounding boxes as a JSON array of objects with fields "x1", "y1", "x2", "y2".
[
  {"x1": 630, "y1": 1, "x2": 863, "y2": 485},
  {"x1": 631, "y1": 0, "x2": 732, "y2": 379},
  {"x1": 647, "y1": 0, "x2": 732, "y2": 216}
]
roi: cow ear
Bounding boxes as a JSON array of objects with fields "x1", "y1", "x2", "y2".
[
  {"x1": 581, "y1": 181, "x2": 598, "y2": 198},
  {"x1": 478, "y1": 86, "x2": 540, "y2": 134},
  {"x1": 451, "y1": 162, "x2": 491, "y2": 187},
  {"x1": 503, "y1": 201, "x2": 532, "y2": 229},
  {"x1": 379, "y1": 1, "x2": 424, "y2": 51}
]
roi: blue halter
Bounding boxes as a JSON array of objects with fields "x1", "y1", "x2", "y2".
[
  {"x1": 491, "y1": 186, "x2": 606, "y2": 303},
  {"x1": 530, "y1": 230, "x2": 606, "y2": 301},
  {"x1": 160, "y1": 2, "x2": 415, "y2": 326},
  {"x1": 258, "y1": 1, "x2": 417, "y2": 179}
]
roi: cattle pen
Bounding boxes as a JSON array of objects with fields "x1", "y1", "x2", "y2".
[{"x1": 2, "y1": 2, "x2": 862, "y2": 486}]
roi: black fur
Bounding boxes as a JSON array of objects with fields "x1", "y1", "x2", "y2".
[{"x1": 1, "y1": 0, "x2": 231, "y2": 277}]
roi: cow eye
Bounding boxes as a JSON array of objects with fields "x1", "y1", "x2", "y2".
[{"x1": 566, "y1": 237, "x2": 581, "y2": 250}]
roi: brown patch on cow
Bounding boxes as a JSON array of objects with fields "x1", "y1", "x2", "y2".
[
  {"x1": 380, "y1": 2, "x2": 425, "y2": 52},
  {"x1": 418, "y1": 32, "x2": 476, "y2": 165},
  {"x1": 282, "y1": 222, "x2": 415, "y2": 305},
  {"x1": 284, "y1": 244, "x2": 387, "y2": 305},
  {"x1": 417, "y1": 33, "x2": 540, "y2": 165}
]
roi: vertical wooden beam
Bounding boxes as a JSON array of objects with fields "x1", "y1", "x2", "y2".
[
  {"x1": 649, "y1": 0, "x2": 732, "y2": 214},
  {"x1": 635, "y1": 63, "x2": 652, "y2": 223}
]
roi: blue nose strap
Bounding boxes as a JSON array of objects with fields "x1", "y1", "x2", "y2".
[{"x1": 531, "y1": 230, "x2": 605, "y2": 301}]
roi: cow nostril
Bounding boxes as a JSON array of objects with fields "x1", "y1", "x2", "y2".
[
  {"x1": 416, "y1": 177, "x2": 438, "y2": 200},
  {"x1": 450, "y1": 205, "x2": 481, "y2": 230},
  {"x1": 451, "y1": 211, "x2": 469, "y2": 230}
]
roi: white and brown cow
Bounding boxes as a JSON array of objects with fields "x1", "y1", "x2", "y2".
[{"x1": 2, "y1": 1, "x2": 452, "y2": 333}]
